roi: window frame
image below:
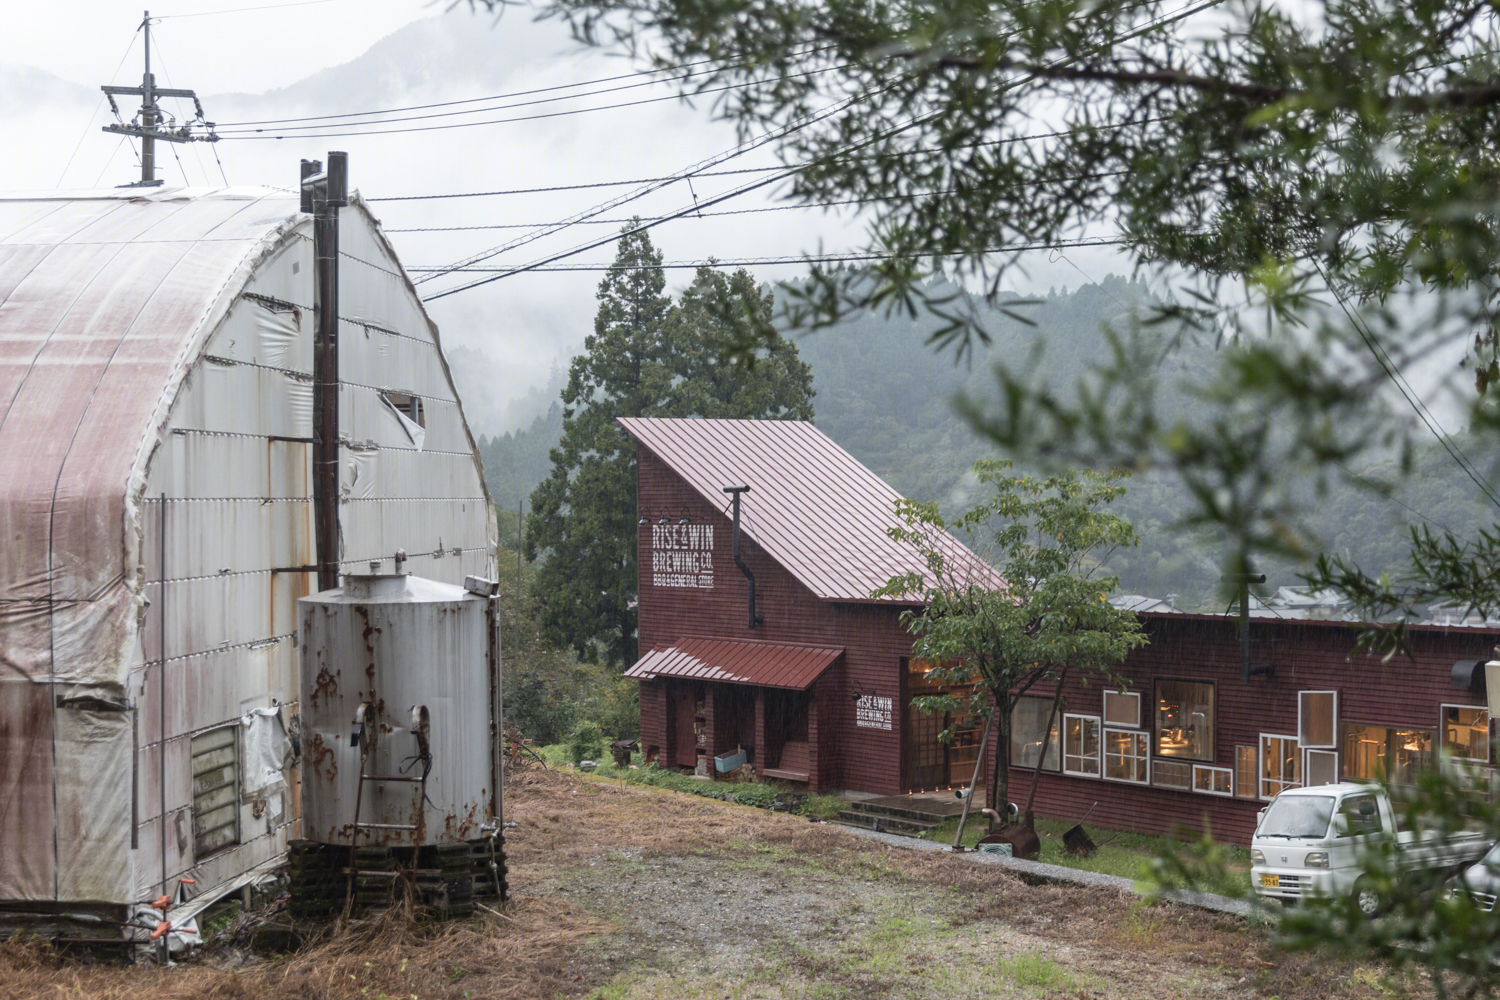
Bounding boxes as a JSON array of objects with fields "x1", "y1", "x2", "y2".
[
  {"x1": 1102, "y1": 690, "x2": 1140, "y2": 729},
  {"x1": 1260, "y1": 732, "x2": 1302, "y2": 801},
  {"x1": 1298, "y1": 690, "x2": 1338, "y2": 749},
  {"x1": 1062, "y1": 713, "x2": 1102, "y2": 778},
  {"x1": 1153, "y1": 758, "x2": 1193, "y2": 791},
  {"x1": 1341, "y1": 721, "x2": 1437, "y2": 786},
  {"x1": 1441, "y1": 703, "x2": 1490, "y2": 764},
  {"x1": 1234, "y1": 744, "x2": 1259, "y2": 799},
  {"x1": 1304, "y1": 748, "x2": 1339, "y2": 787},
  {"x1": 1152, "y1": 678, "x2": 1217, "y2": 763},
  {"x1": 1010, "y1": 695, "x2": 1061, "y2": 772},
  {"x1": 1193, "y1": 764, "x2": 1234, "y2": 797},
  {"x1": 1102, "y1": 727, "x2": 1150, "y2": 785}
]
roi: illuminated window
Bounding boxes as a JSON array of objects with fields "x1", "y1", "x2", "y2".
[
  {"x1": 1234, "y1": 745, "x2": 1258, "y2": 798},
  {"x1": 1194, "y1": 764, "x2": 1233, "y2": 796},
  {"x1": 1442, "y1": 705, "x2": 1489, "y2": 763},
  {"x1": 1298, "y1": 691, "x2": 1337, "y2": 748},
  {"x1": 1103, "y1": 690, "x2": 1140, "y2": 728},
  {"x1": 1153, "y1": 679, "x2": 1215, "y2": 762},
  {"x1": 1103, "y1": 728, "x2": 1149, "y2": 784},
  {"x1": 1260, "y1": 733, "x2": 1301, "y2": 799},
  {"x1": 1341, "y1": 723, "x2": 1434, "y2": 786},
  {"x1": 1011, "y1": 697, "x2": 1059, "y2": 771},
  {"x1": 1063, "y1": 714, "x2": 1100, "y2": 777}
]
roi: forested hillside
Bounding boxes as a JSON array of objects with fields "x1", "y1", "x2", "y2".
[{"x1": 476, "y1": 275, "x2": 1500, "y2": 611}]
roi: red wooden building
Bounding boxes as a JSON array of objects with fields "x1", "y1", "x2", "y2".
[
  {"x1": 622, "y1": 417, "x2": 1497, "y2": 844},
  {"x1": 621, "y1": 416, "x2": 999, "y2": 794},
  {"x1": 1009, "y1": 613, "x2": 1497, "y2": 843}
]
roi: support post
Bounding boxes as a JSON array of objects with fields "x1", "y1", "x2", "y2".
[
  {"x1": 140, "y1": 12, "x2": 156, "y2": 187},
  {"x1": 952, "y1": 707, "x2": 997, "y2": 850},
  {"x1": 310, "y1": 152, "x2": 348, "y2": 592}
]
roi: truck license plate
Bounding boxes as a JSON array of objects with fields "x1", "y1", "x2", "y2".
[{"x1": 1260, "y1": 874, "x2": 1280, "y2": 888}]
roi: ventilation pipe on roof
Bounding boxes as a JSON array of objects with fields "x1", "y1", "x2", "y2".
[{"x1": 723, "y1": 485, "x2": 762, "y2": 630}]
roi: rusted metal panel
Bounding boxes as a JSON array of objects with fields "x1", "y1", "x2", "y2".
[
  {"x1": 299, "y1": 574, "x2": 495, "y2": 847},
  {"x1": 626, "y1": 637, "x2": 842, "y2": 691},
  {"x1": 0, "y1": 187, "x2": 497, "y2": 911},
  {"x1": 617, "y1": 418, "x2": 1003, "y2": 603}
]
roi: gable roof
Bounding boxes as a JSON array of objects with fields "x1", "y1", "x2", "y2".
[{"x1": 618, "y1": 416, "x2": 1001, "y2": 603}]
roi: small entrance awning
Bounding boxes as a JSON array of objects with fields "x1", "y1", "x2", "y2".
[{"x1": 625, "y1": 637, "x2": 843, "y2": 690}]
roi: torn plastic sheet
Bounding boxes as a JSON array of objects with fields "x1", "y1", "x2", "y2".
[
  {"x1": 128, "y1": 902, "x2": 201, "y2": 962},
  {"x1": 240, "y1": 705, "x2": 289, "y2": 795},
  {"x1": 380, "y1": 394, "x2": 426, "y2": 451}
]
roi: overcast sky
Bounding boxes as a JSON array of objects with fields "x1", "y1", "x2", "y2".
[
  {"x1": 3, "y1": 0, "x2": 1474, "y2": 442},
  {"x1": 3, "y1": 0, "x2": 1144, "y2": 408}
]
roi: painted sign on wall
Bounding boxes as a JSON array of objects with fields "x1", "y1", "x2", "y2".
[
  {"x1": 650, "y1": 523, "x2": 715, "y2": 589},
  {"x1": 855, "y1": 694, "x2": 893, "y2": 730}
]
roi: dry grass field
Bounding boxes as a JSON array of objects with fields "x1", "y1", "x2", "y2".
[{"x1": 0, "y1": 769, "x2": 1426, "y2": 1000}]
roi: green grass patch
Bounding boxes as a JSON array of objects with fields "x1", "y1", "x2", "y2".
[
  {"x1": 919, "y1": 814, "x2": 1251, "y2": 898},
  {"x1": 991, "y1": 948, "x2": 1079, "y2": 992}
]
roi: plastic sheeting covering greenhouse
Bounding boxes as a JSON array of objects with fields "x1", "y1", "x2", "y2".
[{"x1": 0, "y1": 186, "x2": 496, "y2": 913}]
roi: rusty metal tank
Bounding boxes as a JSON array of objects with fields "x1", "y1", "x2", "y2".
[{"x1": 298, "y1": 571, "x2": 499, "y2": 846}]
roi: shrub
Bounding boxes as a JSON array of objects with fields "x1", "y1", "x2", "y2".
[
  {"x1": 798, "y1": 794, "x2": 847, "y2": 821},
  {"x1": 730, "y1": 783, "x2": 779, "y2": 809},
  {"x1": 567, "y1": 721, "x2": 607, "y2": 765}
]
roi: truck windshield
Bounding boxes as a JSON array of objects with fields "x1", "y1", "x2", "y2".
[{"x1": 1258, "y1": 795, "x2": 1335, "y2": 838}]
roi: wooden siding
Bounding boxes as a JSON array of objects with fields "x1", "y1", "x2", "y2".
[
  {"x1": 1005, "y1": 615, "x2": 1500, "y2": 845},
  {"x1": 635, "y1": 446, "x2": 915, "y2": 794}
]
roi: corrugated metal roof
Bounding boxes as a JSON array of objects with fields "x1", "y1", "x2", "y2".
[
  {"x1": 624, "y1": 636, "x2": 842, "y2": 689},
  {"x1": 618, "y1": 417, "x2": 1001, "y2": 602}
]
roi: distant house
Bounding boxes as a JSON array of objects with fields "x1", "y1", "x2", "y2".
[
  {"x1": 620, "y1": 417, "x2": 998, "y2": 793},
  {"x1": 0, "y1": 187, "x2": 493, "y2": 927},
  {"x1": 1110, "y1": 594, "x2": 1180, "y2": 615}
]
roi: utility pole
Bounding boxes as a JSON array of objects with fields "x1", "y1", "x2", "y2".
[
  {"x1": 304, "y1": 153, "x2": 349, "y2": 592},
  {"x1": 100, "y1": 11, "x2": 219, "y2": 188}
]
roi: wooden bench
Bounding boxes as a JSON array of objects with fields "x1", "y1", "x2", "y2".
[{"x1": 761, "y1": 739, "x2": 810, "y2": 782}]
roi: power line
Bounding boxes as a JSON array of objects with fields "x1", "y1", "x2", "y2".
[
  {"x1": 1329, "y1": 458, "x2": 1465, "y2": 540},
  {"x1": 419, "y1": 0, "x2": 1223, "y2": 297},
  {"x1": 413, "y1": 95, "x2": 859, "y2": 286},
  {"x1": 408, "y1": 237, "x2": 1128, "y2": 273},
  {"x1": 370, "y1": 166, "x2": 783, "y2": 203},
  {"x1": 214, "y1": 78, "x2": 798, "y2": 140},
  {"x1": 220, "y1": 0, "x2": 1201, "y2": 142},
  {"x1": 58, "y1": 34, "x2": 139, "y2": 187},
  {"x1": 156, "y1": 0, "x2": 334, "y2": 17},
  {"x1": 388, "y1": 196, "x2": 869, "y2": 232},
  {"x1": 1314, "y1": 261, "x2": 1500, "y2": 514},
  {"x1": 212, "y1": 48, "x2": 833, "y2": 127},
  {"x1": 213, "y1": 64, "x2": 762, "y2": 133},
  {"x1": 385, "y1": 167, "x2": 1134, "y2": 232},
  {"x1": 368, "y1": 124, "x2": 1114, "y2": 202}
]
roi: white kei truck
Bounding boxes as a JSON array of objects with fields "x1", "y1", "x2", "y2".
[{"x1": 1250, "y1": 782, "x2": 1492, "y2": 914}]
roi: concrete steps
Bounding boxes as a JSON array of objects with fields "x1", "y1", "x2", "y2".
[{"x1": 833, "y1": 800, "x2": 952, "y2": 837}]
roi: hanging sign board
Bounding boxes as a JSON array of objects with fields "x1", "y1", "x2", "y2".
[{"x1": 650, "y1": 523, "x2": 715, "y2": 589}]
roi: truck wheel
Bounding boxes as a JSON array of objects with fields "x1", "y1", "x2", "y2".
[{"x1": 1353, "y1": 878, "x2": 1382, "y2": 917}]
